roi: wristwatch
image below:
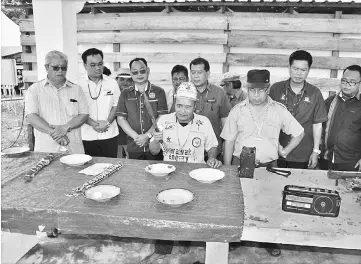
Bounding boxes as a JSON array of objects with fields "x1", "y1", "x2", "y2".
[
  {"x1": 66, "y1": 125, "x2": 72, "y2": 133},
  {"x1": 106, "y1": 121, "x2": 111, "y2": 127},
  {"x1": 313, "y1": 148, "x2": 321, "y2": 155},
  {"x1": 146, "y1": 132, "x2": 153, "y2": 139}
]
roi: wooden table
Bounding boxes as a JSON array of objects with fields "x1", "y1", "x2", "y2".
[
  {"x1": 1, "y1": 153, "x2": 243, "y2": 264},
  {"x1": 2, "y1": 153, "x2": 361, "y2": 264}
]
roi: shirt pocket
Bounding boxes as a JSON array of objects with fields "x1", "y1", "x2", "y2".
[
  {"x1": 265, "y1": 114, "x2": 281, "y2": 139},
  {"x1": 65, "y1": 101, "x2": 79, "y2": 117}
]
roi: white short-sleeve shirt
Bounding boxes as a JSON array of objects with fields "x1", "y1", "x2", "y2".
[
  {"x1": 157, "y1": 113, "x2": 218, "y2": 163},
  {"x1": 78, "y1": 74, "x2": 120, "y2": 141}
]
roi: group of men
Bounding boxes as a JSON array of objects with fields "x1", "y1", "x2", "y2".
[{"x1": 24, "y1": 48, "x2": 361, "y2": 261}]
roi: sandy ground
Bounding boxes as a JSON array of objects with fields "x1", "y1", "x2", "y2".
[{"x1": 1, "y1": 233, "x2": 360, "y2": 264}]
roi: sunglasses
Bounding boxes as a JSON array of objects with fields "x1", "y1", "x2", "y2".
[
  {"x1": 131, "y1": 69, "x2": 147, "y2": 76},
  {"x1": 49, "y1": 65, "x2": 68, "y2": 72}
]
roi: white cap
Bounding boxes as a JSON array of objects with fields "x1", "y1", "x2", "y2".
[
  {"x1": 116, "y1": 68, "x2": 132, "y2": 78},
  {"x1": 175, "y1": 82, "x2": 198, "y2": 101}
]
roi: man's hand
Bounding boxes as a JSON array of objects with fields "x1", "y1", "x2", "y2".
[
  {"x1": 94, "y1": 120, "x2": 109, "y2": 133},
  {"x1": 207, "y1": 158, "x2": 222, "y2": 168},
  {"x1": 50, "y1": 125, "x2": 69, "y2": 140},
  {"x1": 134, "y1": 134, "x2": 149, "y2": 147},
  {"x1": 278, "y1": 145, "x2": 287, "y2": 159},
  {"x1": 308, "y1": 152, "x2": 319, "y2": 169},
  {"x1": 355, "y1": 159, "x2": 361, "y2": 171},
  {"x1": 153, "y1": 131, "x2": 163, "y2": 142},
  {"x1": 55, "y1": 136, "x2": 69, "y2": 146}
]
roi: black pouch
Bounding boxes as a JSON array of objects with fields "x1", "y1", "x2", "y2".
[{"x1": 238, "y1": 146, "x2": 256, "y2": 178}]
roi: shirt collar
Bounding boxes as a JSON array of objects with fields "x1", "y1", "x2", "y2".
[
  {"x1": 134, "y1": 82, "x2": 149, "y2": 92},
  {"x1": 45, "y1": 78, "x2": 70, "y2": 90},
  {"x1": 286, "y1": 78, "x2": 309, "y2": 94},
  {"x1": 339, "y1": 91, "x2": 360, "y2": 101},
  {"x1": 239, "y1": 95, "x2": 275, "y2": 107},
  {"x1": 86, "y1": 74, "x2": 104, "y2": 83}
]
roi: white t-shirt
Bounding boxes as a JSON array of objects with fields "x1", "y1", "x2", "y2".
[
  {"x1": 157, "y1": 113, "x2": 218, "y2": 163},
  {"x1": 78, "y1": 74, "x2": 120, "y2": 141}
]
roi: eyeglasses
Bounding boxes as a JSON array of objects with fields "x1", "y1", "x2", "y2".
[
  {"x1": 131, "y1": 69, "x2": 147, "y2": 76},
  {"x1": 341, "y1": 78, "x2": 361, "y2": 87},
  {"x1": 249, "y1": 87, "x2": 268, "y2": 94},
  {"x1": 172, "y1": 77, "x2": 187, "y2": 82},
  {"x1": 190, "y1": 70, "x2": 205, "y2": 75},
  {"x1": 49, "y1": 65, "x2": 67, "y2": 72},
  {"x1": 87, "y1": 63, "x2": 104, "y2": 68}
]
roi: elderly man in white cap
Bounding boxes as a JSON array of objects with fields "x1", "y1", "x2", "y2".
[
  {"x1": 149, "y1": 82, "x2": 221, "y2": 167},
  {"x1": 145, "y1": 82, "x2": 221, "y2": 263}
]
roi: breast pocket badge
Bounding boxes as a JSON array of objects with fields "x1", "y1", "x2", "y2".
[{"x1": 192, "y1": 137, "x2": 201, "y2": 148}]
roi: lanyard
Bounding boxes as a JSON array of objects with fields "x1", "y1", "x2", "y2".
[
  {"x1": 196, "y1": 89, "x2": 209, "y2": 113},
  {"x1": 284, "y1": 80, "x2": 305, "y2": 116},
  {"x1": 175, "y1": 117, "x2": 194, "y2": 150},
  {"x1": 88, "y1": 81, "x2": 103, "y2": 100}
]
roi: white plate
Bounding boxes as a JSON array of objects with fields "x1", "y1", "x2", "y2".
[
  {"x1": 1, "y1": 146, "x2": 30, "y2": 157},
  {"x1": 156, "y1": 188, "x2": 194, "y2": 207},
  {"x1": 85, "y1": 185, "x2": 120, "y2": 202},
  {"x1": 60, "y1": 154, "x2": 92, "y2": 166},
  {"x1": 189, "y1": 168, "x2": 225, "y2": 184},
  {"x1": 145, "y1": 163, "x2": 176, "y2": 177}
]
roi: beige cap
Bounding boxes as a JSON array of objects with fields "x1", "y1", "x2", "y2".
[
  {"x1": 221, "y1": 72, "x2": 240, "y2": 83},
  {"x1": 175, "y1": 82, "x2": 198, "y2": 101},
  {"x1": 116, "y1": 68, "x2": 132, "y2": 78}
]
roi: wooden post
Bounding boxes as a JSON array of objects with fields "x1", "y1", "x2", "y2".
[
  {"x1": 223, "y1": 30, "x2": 230, "y2": 74},
  {"x1": 113, "y1": 40, "x2": 121, "y2": 72},
  {"x1": 330, "y1": 11, "x2": 342, "y2": 79}
]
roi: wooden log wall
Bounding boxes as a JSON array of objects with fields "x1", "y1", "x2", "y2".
[{"x1": 19, "y1": 12, "x2": 361, "y2": 93}]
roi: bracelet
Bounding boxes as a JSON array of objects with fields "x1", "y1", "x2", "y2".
[
  {"x1": 106, "y1": 121, "x2": 111, "y2": 127},
  {"x1": 313, "y1": 149, "x2": 321, "y2": 155}
]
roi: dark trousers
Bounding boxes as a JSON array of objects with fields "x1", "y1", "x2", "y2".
[
  {"x1": 128, "y1": 151, "x2": 163, "y2": 161},
  {"x1": 231, "y1": 156, "x2": 277, "y2": 167},
  {"x1": 83, "y1": 136, "x2": 118, "y2": 158},
  {"x1": 277, "y1": 159, "x2": 308, "y2": 169},
  {"x1": 155, "y1": 240, "x2": 191, "y2": 255},
  {"x1": 319, "y1": 158, "x2": 358, "y2": 171}
]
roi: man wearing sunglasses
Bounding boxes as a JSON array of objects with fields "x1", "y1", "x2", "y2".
[
  {"x1": 25, "y1": 50, "x2": 89, "y2": 153},
  {"x1": 116, "y1": 58, "x2": 168, "y2": 160},
  {"x1": 320, "y1": 64, "x2": 361, "y2": 171},
  {"x1": 269, "y1": 50, "x2": 328, "y2": 170},
  {"x1": 78, "y1": 48, "x2": 120, "y2": 158}
]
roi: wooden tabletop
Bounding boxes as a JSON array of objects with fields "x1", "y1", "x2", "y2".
[
  {"x1": 241, "y1": 168, "x2": 361, "y2": 250},
  {"x1": 1, "y1": 152, "x2": 243, "y2": 243}
]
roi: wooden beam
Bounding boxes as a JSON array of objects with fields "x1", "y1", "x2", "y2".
[
  {"x1": 23, "y1": 52, "x2": 226, "y2": 64},
  {"x1": 227, "y1": 53, "x2": 361, "y2": 70},
  {"x1": 21, "y1": 32, "x2": 228, "y2": 46},
  {"x1": 331, "y1": 11, "x2": 342, "y2": 78},
  {"x1": 228, "y1": 34, "x2": 361, "y2": 52},
  {"x1": 113, "y1": 37, "x2": 121, "y2": 73},
  {"x1": 228, "y1": 16, "x2": 361, "y2": 34}
]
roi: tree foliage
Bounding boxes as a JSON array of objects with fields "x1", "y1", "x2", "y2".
[{"x1": 1, "y1": 0, "x2": 32, "y2": 25}]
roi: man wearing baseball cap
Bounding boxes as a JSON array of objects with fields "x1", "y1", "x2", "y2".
[
  {"x1": 221, "y1": 69, "x2": 304, "y2": 256},
  {"x1": 144, "y1": 82, "x2": 221, "y2": 264},
  {"x1": 221, "y1": 72, "x2": 247, "y2": 107}
]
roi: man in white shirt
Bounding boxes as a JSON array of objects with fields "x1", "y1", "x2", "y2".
[
  {"x1": 78, "y1": 48, "x2": 120, "y2": 158},
  {"x1": 25, "y1": 50, "x2": 88, "y2": 154}
]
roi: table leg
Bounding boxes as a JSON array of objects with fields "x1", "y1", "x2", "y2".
[{"x1": 205, "y1": 242, "x2": 229, "y2": 264}]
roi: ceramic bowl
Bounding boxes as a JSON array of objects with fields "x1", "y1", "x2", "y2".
[
  {"x1": 1, "y1": 146, "x2": 30, "y2": 157},
  {"x1": 156, "y1": 188, "x2": 194, "y2": 207},
  {"x1": 60, "y1": 154, "x2": 92, "y2": 166},
  {"x1": 85, "y1": 185, "x2": 120, "y2": 202},
  {"x1": 189, "y1": 168, "x2": 225, "y2": 184},
  {"x1": 145, "y1": 163, "x2": 176, "y2": 177}
]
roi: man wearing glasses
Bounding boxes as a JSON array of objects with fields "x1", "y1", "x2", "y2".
[
  {"x1": 167, "y1": 65, "x2": 189, "y2": 111},
  {"x1": 78, "y1": 48, "x2": 120, "y2": 158},
  {"x1": 320, "y1": 64, "x2": 361, "y2": 171},
  {"x1": 222, "y1": 69, "x2": 304, "y2": 167},
  {"x1": 25, "y1": 50, "x2": 89, "y2": 153},
  {"x1": 269, "y1": 50, "x2": 328, "y2": 170},
  {"x1": 116, "y1": 58, "x2": 168, "y2": 160}
]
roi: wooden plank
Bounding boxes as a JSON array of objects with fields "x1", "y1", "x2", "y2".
[
  {"x1": 240, "y1": 168, "x2": 361, "y2": 250},
  {"x1": 113, "y1": 42, "x2": 120, "y2": 73},
  {"x1": 23, "y1": 52, "x2": 226, "y2": 64},
  {"x1": 77, "y1": 13, "x2": 227, "y2": 31},
  {"x1": 205, "y1": 242, "x2": 229, "y2": 264},
  {"x1": 228, "y1": 17, "x2": 361, "y2": 34},
  {"x1": 1, "y1": 155, "x2": 244, "y2": 243},
  {"x1": 21, "y1": 32, "x2": 228, "y2": 46},
  {"x1": 331, "y1": 11, "x2": 342, "y2": 78},
  {"x1": 228, "y1": 34, "x2": 361, "y2": 52},
  {"x1": 227, "y1": 53, "x2": 361, "y2": 70}
]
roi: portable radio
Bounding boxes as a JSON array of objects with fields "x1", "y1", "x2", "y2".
[{"x1": 282, "y1": 185, "x2": 341, "y2": 217}]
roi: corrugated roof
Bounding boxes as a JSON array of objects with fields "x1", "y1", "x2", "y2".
[{"x1": 86, "y1": 0, "x2": 361, "y2": 3}]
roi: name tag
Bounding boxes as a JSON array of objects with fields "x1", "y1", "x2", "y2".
[
  {"x1": 149, "y1": 99, "x2": 158, "y2": 102},
  {"x1": 127, "y1": 98, "x2": 137, "y2": 101}
]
